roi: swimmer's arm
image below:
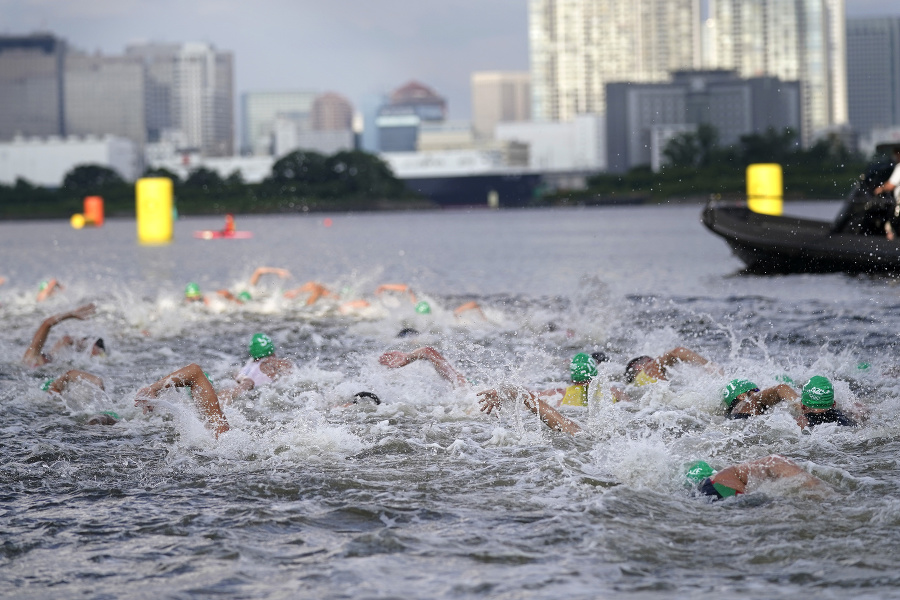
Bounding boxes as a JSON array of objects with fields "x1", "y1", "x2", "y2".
[
  {"x1": 23, "y1": 303, "x2": 95, "y2": 367},
  {"x1": 659, "y1": 347, "x2": 721, "y2": 375},
  {"x1": 380, "y1": 347, "x2": 467, "y2": 387},
  {"x1": 374, "y1": 284, "x2": 416, "y2": 303},
  {"x1": 136, "y1": 363, "x2": 229, "y2": 436},
  {"x1": 478, "y1": 386, "x2": 581, "y2": 434},
  {"x1": 453, "y1": 301, "x2": 486, "y2": 319},
  {"x1": 249, "y1": 267, "x2": 291, "y2": 286},
  {"x1": 754, "y1": 384, "x2": 800, "y2": 412},
  {"x1": 47, "y1": 370, "x2": 105, "y2": 394},
  {"x1": 219, "y1": 377, "x2": 255, "y2": 404},
  {"x1": 259, "y1": 357, "x2": 294, "y2": 379},
  {"x1": 216, "y1": 290, "x2": 240, "y2": 303},
  {"x1": 736, "y1": 455, "x2": 825, "y2": 491}
]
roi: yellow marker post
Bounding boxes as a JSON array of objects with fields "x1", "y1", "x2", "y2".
[
  {"x1": 746, "y1": 163, "x2": 783, "y2": 215},
  {"x1": 136, "y1": 177, "x2": 174, "y2": 245}
]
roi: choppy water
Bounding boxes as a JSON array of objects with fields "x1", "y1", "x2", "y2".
[{"x1": 3, "y1": 204, "x2": 900, "y2": 599}]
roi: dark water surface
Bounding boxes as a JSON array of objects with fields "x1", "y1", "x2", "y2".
[{"x1": 3, "y1": 204, "x2": 900, "y2": 599}]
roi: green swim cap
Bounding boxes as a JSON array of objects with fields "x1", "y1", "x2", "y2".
[
  {"x1": 100, "y1": 411, "x2": 120, "y2": 420},
  {"x1": 685, "y1": 460, "x2": 714, "y2": 483},
  {"x1": 722, "y1": 379, "x2": 758, "y2": 406},
  {"x1": 237, "y1": 291, "x2": 252, "y2": 302},
  {"x1": 802, "y1": 376, "x2": 834, "y2": 409},
  {"x1": 570, "y1": 352, "x2": 598, "y2": 383},
  {"x1": 775, "y1": 374, "x2": 795, "y2": 386},
  {"x1": 41, "y1": 379, "x2": 54, "y2": 392},
  {"x1": 414, "y1": 301, "x2": 431, "y2": 314},
  {"x1": 185, "y1": 282, "x2": 202, "y2": 298},
  {"x1": 249, "y1": 333, "x2": 275, "y2": 359},
  {"x1": 857, "y1": 362, "x2": 870, "y2": 371},
  {"x1": 39, "y1": 280, "x2": 49, "y2": 291}
]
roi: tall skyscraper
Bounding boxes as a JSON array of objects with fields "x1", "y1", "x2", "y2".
[
  {"x1": 0, "y1": 34, "x2": 66, "y2": 140},
  {"x1": 471, "y1": 71, "x2": 531, "y2": 140},
  {"x1": 529, "y1": 0, "x2": 701, "y2": 122},
  {"x1": 241, "y1": 91, "x2": 318, "y2": 155},
  {"x1": 127, "y1": 42, "x2": 234, "y2": 156},
  {"x1": 846, "y1": 17, "x2": 900, "y2": 138},
  {"x1": 707, "y1": 0, "x2": 847, "y2": 143}
]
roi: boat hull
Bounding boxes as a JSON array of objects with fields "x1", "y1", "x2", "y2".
[{"x1": 702, "y1": 202, "x2": 900, "y2": 274}]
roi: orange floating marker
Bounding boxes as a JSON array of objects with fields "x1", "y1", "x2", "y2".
[
  {"x1": 84, "y1": 196, "x2": 104, "y2": 227},
  {"x1": 323, "y1": 218, "x2": 333, "y2": 227}
]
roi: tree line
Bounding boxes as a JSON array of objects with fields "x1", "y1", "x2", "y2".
[{"x1": 0, "y1": 149, "x2": 425, "y2": 219}]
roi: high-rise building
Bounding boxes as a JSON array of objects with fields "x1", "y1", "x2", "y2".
[
  {"x1": 310, "y1": 92, "x2": 354, "y2": 131},
  {"x1": 847, "y1": 17, "x2": 900, "y2": 138},
  {"x1": 529, "y1": 0, "x2": 701, "y2": 122},
  {"x1": 471, "y1": 71, "x2": 531, "y2": 140},
  {"x1": 241, "y1": 91, "x2": 318, "y2": 155},
  {"x1": 64, "y1": 53, "x2": 147, "y2": 145},
  {"x1": 127, "y1": 42, "x2": 234, "y2": 157},
  {"x1": 0, "y1": 34, "x2": 67, "y2": 140},
  {"x1": 707, "y1": 0, "x2": 847, "y2": 144}
]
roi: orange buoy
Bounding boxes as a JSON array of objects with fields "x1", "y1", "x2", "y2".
[{"x1": 84, "y1": 196, "x2": 104, "y2": 227}]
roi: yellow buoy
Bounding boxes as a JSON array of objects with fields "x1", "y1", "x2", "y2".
[
  {"x1": 746, "y1": 163, "x2": 783, "y2": 215},
  {"x1": 70, "y1": 213, "x2": 86, "y2": 229},
  {"x1": 136, "y1": 177, "x2": 174, "y2": 245}
]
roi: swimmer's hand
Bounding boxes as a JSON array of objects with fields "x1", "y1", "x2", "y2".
[
  {"x1": 379, "y1": 351, "x2": 413, "y2": 368},
  {"x1": 477, "y1": 388, "x2": 506, "y2": 414},
  {"x1": 135, "y1": 386, "x2": 156, "y2": 414},
  {"x1": 67, "y1": 303, "x2": 96, "y2": 321}
]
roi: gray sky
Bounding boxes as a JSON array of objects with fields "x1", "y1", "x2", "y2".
[{"x1": 2, "y1": 0, "x2": 899, "y2": 122}]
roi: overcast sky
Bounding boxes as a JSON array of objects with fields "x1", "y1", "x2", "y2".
[{"x1": 3, "y1": 0, "x2": 899, "y2": 123}]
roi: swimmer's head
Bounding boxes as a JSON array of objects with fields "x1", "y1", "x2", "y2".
[
  {"x1": 722, "y1": 379, "x2": 758, "y2": 409},
  {"x1": 414, "y1": 301, "x2": 431, "y2": 314},
  {"x1": 591, "y1": 351, "x2": 610, "y2": 365},
  {"x1": 185, "y1": 282, "x2": 202, "y2": 299},
  {"x1": 801, "y1": 376, "x2": 834, "y2": 409},
  {"x1": 352, "y1": 391, "x2": 382, "y2": 405},
  {"x1": 624, "y1": 356, "x2": 653, "y2": 384},
  {"x1": 570, "y1": 352, "x2": 598, "y2": 383},
  {"x1": 87, "y1": 411, "x2": 118, "y2": 426},
  {"x1": 685, "y1": 460, "x2": 715, "y2": 484},
  {"x1": 237, "y1": 291, "x2": 252, "y2": 303},
  {"x1": 75, "y1": 337, "x2": 106, "y2": 357},
  {"x1": 41, "y1": 379, "x2": 54, "y2": 392},
  {"x1": 397, "y1": 328, "x2": 419, "y2": 338},
  {"x1": 248, "y1": 333, "x2": 275, "y2": 360}
]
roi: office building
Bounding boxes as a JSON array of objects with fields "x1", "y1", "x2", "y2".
[
  {"x1": 495, "y1": 114, "x2": 605, "y2": 173},
  {"x1": 471, "y1": 71, "x2": 531, "y2": 139},
  {"x1": 310, "y1": 92, "x2": 354, "y2": 131},
  {"x1": 127, "y1": 42, "x2": 234, "y2": 156},
  {"x1": 707, "y1": 0, "x2": 847, "y2": 143},
  {"x1": 605, "y1": 71, "x2": 801, "y2": 172},
  {"x1": 241, "y1": 91, "x2": 318, "y2": 155},
  {"x1": 376, "y1": 81, "x2": 446, "y2": 152},
  {"x1": 847, "y1": 17, "x2": 900, "y2": 140},
  {"x1": 529, "y1": 0, "x2": 701, "y2": 121},
  {"x1": 0, "y1": 34, "x2": 67, "y2": 140}
]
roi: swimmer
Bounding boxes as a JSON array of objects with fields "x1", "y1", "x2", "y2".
[
  {"x1": 36, "y1": 278, "x2": 62, "y2": 302},
  {"x1": 478, "y1": 384, "x2": 582, "y2": 434},
  {"x1": 23, "y1": 303, "x2": 100, "y2": 367},
  {"x1": 41, "y1": 370, "x2": 117, "y2": 425},
  {"x1": 374, "y1": 283, "x2": 417, "y2": 304},
  {"x1": 453, "y1": 301, "x2": 486, "y2": 320},
  {"x1": 624, "y1": 347, "x2": 720, "y2": 386},
  {"x1": 216, "y1": 290, "x2": 253, "y2": 304},
  {"x1": 685, "y1": 455, "x2": 825, "y2": 501},
  {"x1": 284, "y1": 281, "x2": 336, "y2": 305},
  {"x1": 721, "y1": 379, "x2": 800, "y2": 419},
  {"x1": 543, "y1": 352, "x2": 627, "y2": 406},
  {"x1": 135, "y1": 363, "x2": 229, "y2": 437},
  {"x1": 184, "y1": 282, "x2": 247, "y2": 305},
  {"x1": 249, "y1": 266, "x2": 291, "y2": 287},
  {"x1": 795, "y1": 376, "x2": 860, "y2": 428},
  {"x1": 218, "y1": 333, "x2": 293, "y2": 403}
]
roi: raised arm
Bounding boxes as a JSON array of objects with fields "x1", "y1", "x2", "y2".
[
  {"x1": 46, "y1": 369, "x2": 105, "y2": 394},
  {"x1": 283, "y1": 281, "x2": 335, "y2": 305},
  {"x1": 23, "y1": 303, "x2": 96, "y2": 367},
  {"x1": 453, "y1": 301, "x2": 486, "y2": 320},
  {"x1": 478, "y1": 385, "x2": 582, "y2": 435},
  {"x1": 379, "y1": 347, "x2": 468, "y2": 387},
  {"x1": 249, "y1": 266, "x2": 291, "y2": 286},
  {"x1": 135, "y1": 363, "x2": 229, "y2": 437},
  {"x1": 374, "y1": 284, "x2": 417, "y2": 303}
]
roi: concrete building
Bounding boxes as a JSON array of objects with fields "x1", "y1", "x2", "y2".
[
  {"x1": 0, "y1": 34, "x2": 67, "y2": 140},
  {"x1": 64, "y1": 53, "x2": 147, "y2": 146},
  {"x1": 707, "y1": 0, "x2": 847, "y2": 144},
  {"x1": 273, "y1": 119, "x2": 354, "y2": 157},
  {"x1": 605, "y1": 71, "x2": 801, "y2": 172},
  {"x1": 241, "y1": 91, "x2": 318, "y2": 156},
  {"x1": 146, "y1": 154, "x2": 275, "y2": 184},
  {"x1": 127, "y1": 42, "x2": 234, "y2": 157},
  {"x1": 376, "y1": 81, "x2": 446, "y2": 152},
  {"x1": 529, "y1": 0, "x2": 701, "y2": 122},
  {"x1": 311, "y1": 92, "x2": 353, "y2": 131},
  {"x1": 0, "y1": 135, "x2": 139, "y2": 186},
  {"x1": 847, "y1": 17, "x2": 900, "y2": 142},
  {"x1": 471, "y1": 71, "x2": 531, "y2": 139},
  {"x1": 495, "y1": 114, "x2": 605, "y2": 173}
]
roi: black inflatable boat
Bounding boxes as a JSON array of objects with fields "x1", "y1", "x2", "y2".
[{"x1": 702, "y1": 149, "x2": 900, "y2": 274}]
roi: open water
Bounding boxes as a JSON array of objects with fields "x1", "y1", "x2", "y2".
[{"x1": 2, "y1": 203, "x2": 900, "y2": 599}]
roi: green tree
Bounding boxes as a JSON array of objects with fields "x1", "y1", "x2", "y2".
[
  {"x1": 268, "y1": 150, "x2": 330, "y2": 186},
  {"x1": 142, "y1": 167, "x2": 182, "y2": 185},
  {"x1": 62, "y1": 164, "x2": 124, "y2": 192},
  {"x1": 184, "y1": 167, "x2": 224, "y2": 189}
]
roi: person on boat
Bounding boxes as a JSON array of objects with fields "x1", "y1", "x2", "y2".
[
  {"x1": 685, "y1": 455, "x2": 826, "y2": 501},
  {"x1": 217, "y1": 333, "x2": 294, "y2": 403},
  {"x1": 41, "y1": 369, "x2": 118, "y2": 425},
  {"x1": 22, "y1": 303, "x2": 103, "y2": 368},
  {"x1": 224, "y1": 213, "x2": 236, "y2": 234},
  {"x1": 36, "y1": 278, "x2": 63, "y2": 302},
  {"x1": 721, "y1": 379, "x2": 800, "y2": 419},
  {"x1": 874, "y1": 146, "x2": 900, "y2": 239},
  {"x1": 624, "y1": 347, "x2": 720, "y2": 386},
  {"x1": 795, "y1": 376, "x2": 859, "y2": 429}
]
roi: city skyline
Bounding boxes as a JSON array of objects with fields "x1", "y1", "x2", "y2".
[{"x1": 4, "y1": 0, "x2": 899, "y2": 123}]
